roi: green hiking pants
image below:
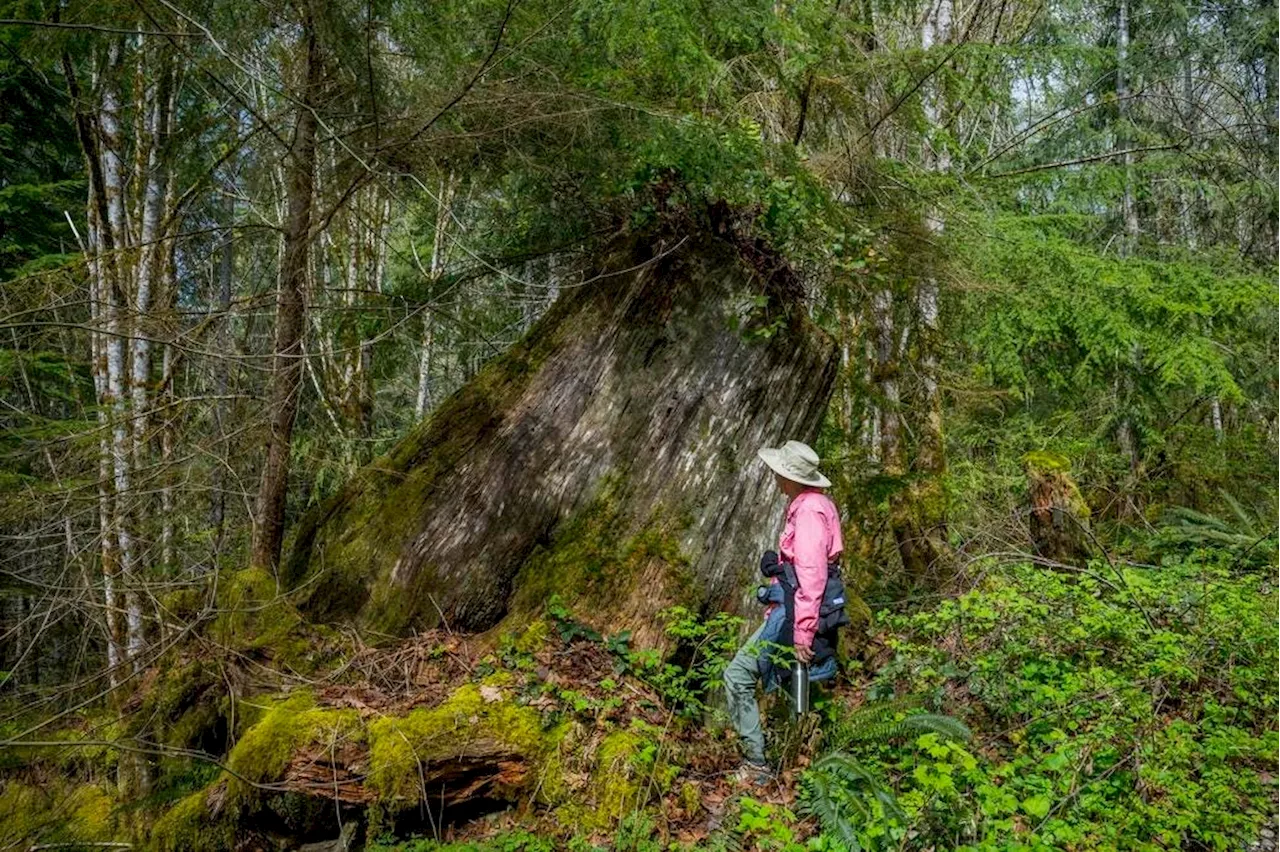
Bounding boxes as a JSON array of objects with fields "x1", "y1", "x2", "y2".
[{"x1": 723, "y1": 621, "x2": 767, "y2": 764}]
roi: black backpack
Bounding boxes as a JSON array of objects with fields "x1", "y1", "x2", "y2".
[{"x1": 758, "y1": 550, "x2": 852, "y2": 667}]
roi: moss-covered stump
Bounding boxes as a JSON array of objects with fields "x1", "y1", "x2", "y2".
[
  {"x1": 1024, "y1": 451, "x2": 1092, "y2": 565},
  {"x1": 284, "y1": 218, "x2": 838, "y2": 639}
]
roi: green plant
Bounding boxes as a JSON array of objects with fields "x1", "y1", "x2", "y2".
[
  {"x1": 548, "y1": 594, "x2": 603, "y2": 644},
  {"x1": 735, "y1": 797, "x2": 808, "y2": 852},
  {"x1": 799, "y1": 701, "x2": 972, "y2": 850},
  {"x1": 856, "y1": 556, "x2": 1277, "y2": 850},
  {"x1": 625, "y1": 607, "x2": 743, "y2": 718},
  {"x1": 1152, "y1": 491, "x2": 1277, "y2": 570}
]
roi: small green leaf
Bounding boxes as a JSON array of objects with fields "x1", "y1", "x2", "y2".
[{"x1": 1021, "y1": 794, "x2": 1053, "y2": 819}]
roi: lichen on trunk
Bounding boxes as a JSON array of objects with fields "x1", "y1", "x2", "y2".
[{"x1": 285, "y1": 219, "x2": 838, "y2": 639}]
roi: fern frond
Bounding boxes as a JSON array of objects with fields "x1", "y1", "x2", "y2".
[
  {"x1": 895, "y1": 712, "x2": 973, "y2": 743},
  {"x1": 809, "y1": 752, "x2": 906, "y2": 824},
  {"x1": 799, "y1": 755, "x2": 867, "y2": 851},
  {"x1": 825, "y1": 699, "x2": 970, "y2": 751},
  {"x1": 1218, "y1": 490, "x2": 1258, "y2": 536},
  {"x1": 1162, "y1": 506, "x2": 1233, "y2": 532}
]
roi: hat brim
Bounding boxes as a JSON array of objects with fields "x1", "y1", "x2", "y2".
[{"x1": 757, "y1": 447, "x2": 832, "y2": 489}]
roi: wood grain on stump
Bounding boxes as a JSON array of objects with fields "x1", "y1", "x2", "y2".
[{"x1": 285, "y1": 223, "x2": 838, "y2": 639}]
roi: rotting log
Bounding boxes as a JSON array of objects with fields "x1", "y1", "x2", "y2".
[
  {"x1": 278, "y1": 738, "x2": 528, "y2": 807},
  {"x1": 284, "y1": 216, "x2": 839, "y2": 640}
]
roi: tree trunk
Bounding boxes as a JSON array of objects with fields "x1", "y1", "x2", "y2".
[
  {"x1": 209, "y1": 195, "x2": 235, "y2": 563},
  {"x1": 897, "y1": 0, "x2": 954, "y2": 583},
  {"x1": 1117, "y1": 0, "x2": 1139, "y2": 248},
  {"x1": 285, "y1": 220, "x2": 838, "y2": 642},
  {"x1": 1112, "y1": 0, "x2": 1144, "y2": 516},
  {"x1": 64, "y1": 52, "x2": 126, "y2": 682},
  {"x1": 89, "y1": 39, "x2": 148, "y2": 666},
  {"x1": 871, "y1": 287, "x2": 901, "y2": 475},
  {"x1": 416, "y1": 173, "x2": 457, "y2": 419},
  {"x1": 251, "y1": 17, "x2": 321, "y2": 572}
]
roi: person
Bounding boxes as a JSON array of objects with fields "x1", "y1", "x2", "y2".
[{"x1": 724, "y1": 440, "x2": 844, "y2": 782}]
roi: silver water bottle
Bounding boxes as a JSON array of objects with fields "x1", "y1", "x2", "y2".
[{"x1": 790, "y1": 661, "x2": 810, "y2": 715}]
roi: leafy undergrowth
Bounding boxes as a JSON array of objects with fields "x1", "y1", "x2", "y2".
[
  {"x1": 367, "y1": 552, "x2": 1278, "y2": 852},
  {"x1": 2, "y1": 552, "x2": 1274, "y2": 851},
  {"x1": 835, "y1": 552, "x2": 1279, "y2": 851}
]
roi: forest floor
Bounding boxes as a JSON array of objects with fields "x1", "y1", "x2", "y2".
[
  {"x1": 3, "y1": 557, "x2": 1274, "y2": 852},
  {"x1": 275, "y1": 621, "x2": 829, "y2": 847}
]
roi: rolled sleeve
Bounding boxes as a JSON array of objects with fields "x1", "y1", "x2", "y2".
[{"x1": 790, "y1": 507, "x2": 829, "y2": 649}]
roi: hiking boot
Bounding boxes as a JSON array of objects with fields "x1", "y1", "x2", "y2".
[{"x1": 731, "y1": 760, "x2": 776, "y2": 787}]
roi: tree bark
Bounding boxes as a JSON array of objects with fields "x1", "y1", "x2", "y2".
[
  {"x1": 897, "y1": 0, "x2": 953, "y2": 583},
  {"x1": 82, "y1": 39, "x2": 147, "y2": 665},
  {"x1": 1112, "y1": 0, "x2": 1144, "y2": 516},
  {"x1": 1117, "y1": 0, "x2": 1139, "y2": 248},
  {"x1": 285, "y1": 219, "x2": 839, "y2": 641},
  {"x1": 1025, "y1": 454, "x2": 1091, "y2": 566},
  {"x1": 209, "y1": 194, "x2": 235, "y2": 562},
  {"x1": 251, "y1": 16, "x2": 321, "y2": 572},
  {"x1": 64, "y1": 51, "x2": 126, "y2": 682},
  {"x1": 871, "y1": 286, "x2": 901, "y2": 475}
]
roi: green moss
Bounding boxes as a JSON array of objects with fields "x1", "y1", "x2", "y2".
[
  {"x1": 210, "y1": 568, "x2": 311, "y2": 666},
  {"x1": 366, "y1": 682, "x2": 555, "y2": 807},
  {"x1": 513, "y1": 619, "x2": 551, "y2": 654},
  {"x1": 134, "y1": 659, "x2": 220, "y2": 749},
  {"x1": 592, "y1": 728, "x2": 647, "y2": 824},
  {"x1": 549, "y1": 720, "x2": 677, "y2": 833},
  {"x1": 150, "y1": 789, "x2": 234, "y2": 852},
  {"x1": 678, "y1": 779, "x2": 702, "y2": 815},
  {"x1": 0, "y1": 779, "x2": 120, "y2": 848},
  {"x1": 1022, "y1": 450, "x2": 1072, "y2": 473},
  {"x1": 504, "y1": 482, "x2": 694, "y2": 633},
  {"x1": 146, "y1": 692, "x2": 360, "y2": 849},
  {"x1": 225, "y1": 691, "x2": 363, "y2": 803}
]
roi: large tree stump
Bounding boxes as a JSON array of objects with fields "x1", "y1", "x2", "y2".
[{"x1": 284, "y1": 220, "x2": 838, "y2": 638}]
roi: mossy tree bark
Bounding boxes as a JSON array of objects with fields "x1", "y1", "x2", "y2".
[{"x1": 285, "y1": 219, "x2": 838, "y2": 640}]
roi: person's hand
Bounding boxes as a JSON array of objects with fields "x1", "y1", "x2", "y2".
[{"x1": 794, "y1": 644, "x2": 814, "y2": 664}]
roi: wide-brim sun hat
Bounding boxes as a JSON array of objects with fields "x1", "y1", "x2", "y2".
[{"x1": 757, "y1": 440, "x2": 831, "y2": 488}]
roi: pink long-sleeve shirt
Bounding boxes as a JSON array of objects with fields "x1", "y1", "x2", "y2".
[{"x1": 778, "y1": 489, "x2": 843, "y2": 648}]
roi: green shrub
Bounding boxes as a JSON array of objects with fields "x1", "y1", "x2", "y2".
[{"x1": 811, "y1": 553, "x2": 1277, "y2": 851}]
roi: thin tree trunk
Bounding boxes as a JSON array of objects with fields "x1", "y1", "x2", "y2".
[
  {"x1": 209, "y1": 197, "x2": 234, "y2": 562},
  {"x1": 160, "y1": 343, "x2": 175, "y2": 570},
  {"x1": 95, "y1": 41, "x2": 146, "y2": 663},
  {"x1": 415, "y1": 172, "x2": 455, "y2": 419},
  {"x1": 251, "y1": 15, "x2": 321, "y2": 572},
  {"x1": 130, "y1": 47, "x2": 171, "y2": 473},
  {"x1": 1113, "y1": 0, "x2": 1143, "y2": 514},
  {"x1": 64, "y1": 52, "x2": 126, "y2": 682},
  {"x1": 862, "y1": 335, "x2": 878, "y2": 462},
  {"x1": 415, "y1": 320, "x2": 435, "y2": 418},
  {"x1": 871, "y1": 287, "x2": 901, "y2": 474},
  {"x1": 1117, "y1": 0, "x2": 1139, "y2": 247},
  {"x1": 916, "y1": 0, "x2": 950, "y2": 480}
]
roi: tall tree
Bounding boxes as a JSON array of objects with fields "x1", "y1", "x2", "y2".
[{"x1": 251, "y1": 5, "x2": 321, "y2": 571}]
